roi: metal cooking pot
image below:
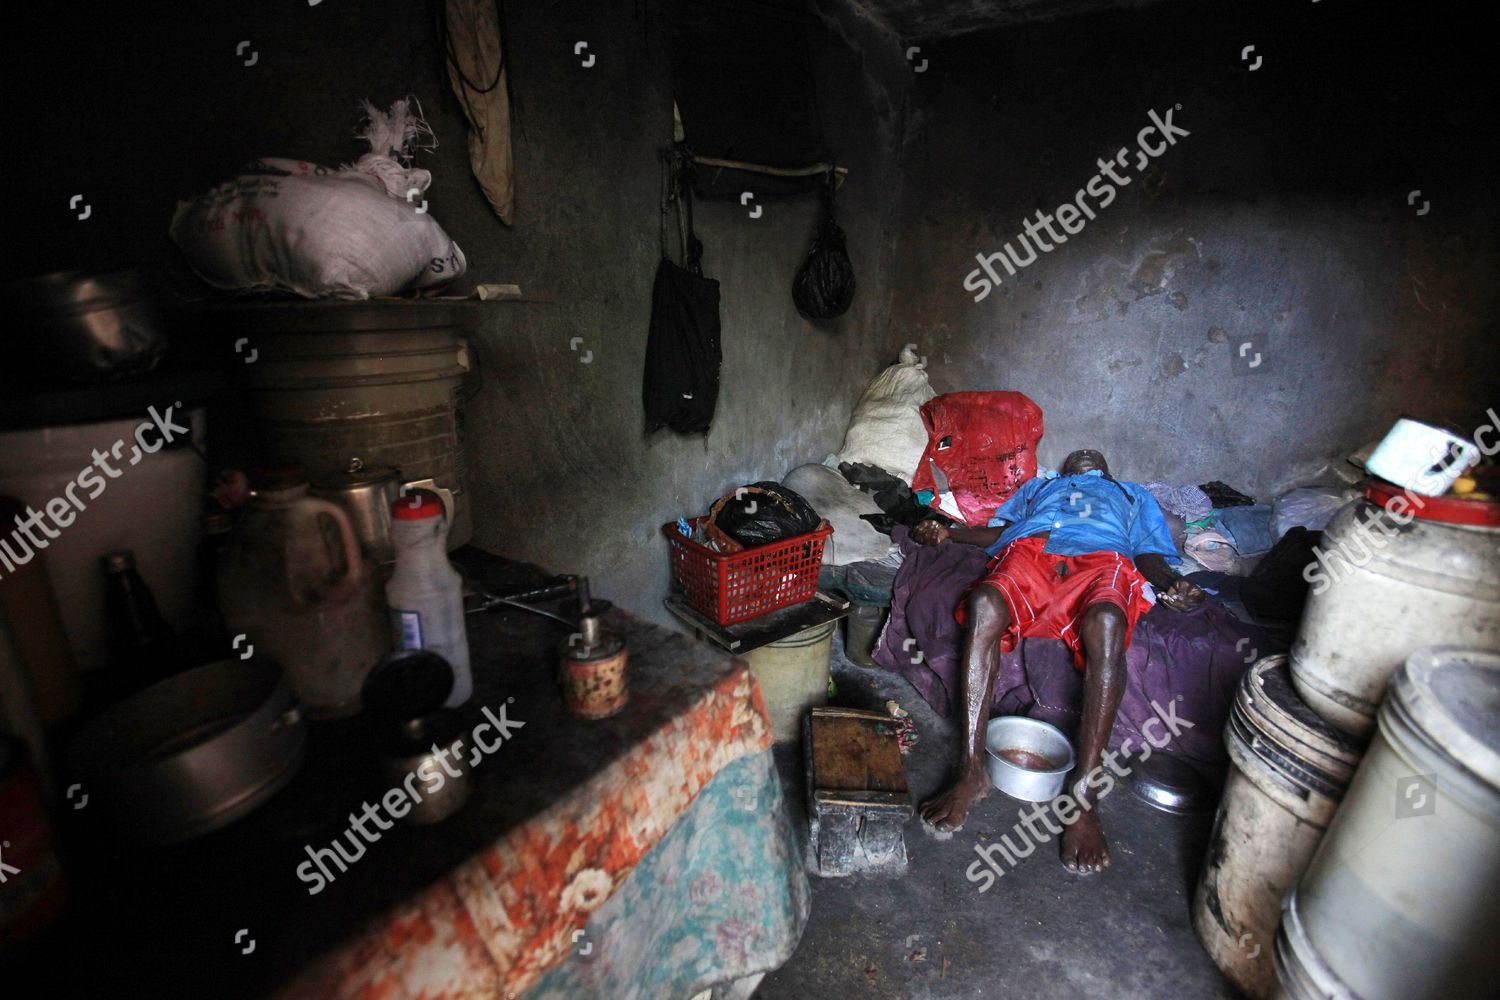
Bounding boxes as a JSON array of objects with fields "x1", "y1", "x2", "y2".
[
  {"x1": 984, "y1": 716, "x2": 1075, "y2": 802},
  {"x1": 67, "y1": 659, "x2": 306, "y2": 845},
  {"x1": 9, "y1": 269, "x2": 168, "y2": 383},
  {"x1": 381, "y1": 712, "x2": 472, "y2": 825},
  {"x1": 311, "y1": 459, "x2": 455, "y2": 564}
]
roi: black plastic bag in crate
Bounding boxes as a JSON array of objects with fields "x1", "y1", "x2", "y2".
[{"x1": 707, "y1": 481, "x2": 822, "y2": 549}]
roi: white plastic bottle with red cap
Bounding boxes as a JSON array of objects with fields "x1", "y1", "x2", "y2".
[{"x1": 385, "y1": 490, "x2": 472, "y2": 707}]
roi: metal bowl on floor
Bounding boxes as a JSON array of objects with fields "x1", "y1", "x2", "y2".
[
  {"x1": 1126, "y1": 752, "x2": 1216, "y2": 814},
  {"x1": 68, "y1": 659, "x2": 307, "y2": 845},
  {"x1": 984, "y1": 716, "x2": 1075, "y2": 802}
]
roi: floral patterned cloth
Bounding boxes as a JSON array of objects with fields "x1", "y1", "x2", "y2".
[
  {"x1": 277, "y1": 617, "x2": 798, "y2": 1000},
  {"x1": 528, "y1": 750, "x2": 809, "y2": 999}
]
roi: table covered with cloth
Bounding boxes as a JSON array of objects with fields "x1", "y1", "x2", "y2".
[
  {"x1": 873, "y1": 526, "x2": 1284, "y2": 777},
  {"x1": 276, "y1": 578, "x2": 809, "y2": 999},
  {"x1": 22, "y1": 554, "x2": 807, "y2": 1000}
]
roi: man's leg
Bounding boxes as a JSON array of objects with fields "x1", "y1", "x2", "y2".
[
  {"x1": 1060, "y1": 602, "x2": 1127, "y2": 874},
  {"x1": 920, "y1": 585, "x2": 1011, "y2": 833}
]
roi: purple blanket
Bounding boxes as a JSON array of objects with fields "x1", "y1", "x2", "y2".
[{"x1": 873, "y1": 527, "x2": 1281, "y2": 771}]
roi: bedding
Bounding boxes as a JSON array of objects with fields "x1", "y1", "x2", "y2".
[{"x1": 872, "y1": 526, "x2": 1284, "y2": 776}]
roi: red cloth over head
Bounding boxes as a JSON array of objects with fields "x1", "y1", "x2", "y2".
[{"x1": 909, "y1": 391, "x2": 1044, "y2": 526}]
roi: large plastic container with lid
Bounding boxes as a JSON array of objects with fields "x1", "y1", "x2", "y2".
[
  {"x1": 1290, "y1": 481, "x2": 1500, "y2": 739},
  {"x1": 1274, "y1": 646, "x2": 1500, "y2": 1000},
  {"x1": 217, "y1": 468, "x2": 389, "y2": 717},
  {"x1": 221, "y1": 301, "x2": 473, "y2": 550},
  {"x1": 1193, "y1": 655, "x2": 1362, "y2": 998},
  {"x1": 385, "y1": 490, "x2": 471, "y2": 708}
]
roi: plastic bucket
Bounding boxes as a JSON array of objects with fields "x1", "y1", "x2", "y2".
[
  {"x1": 742, "y1": 620, "x2": 837, "y2": 744},
  {"x1": 1274, "y1": 646, "x2": 1500, "y2": 1000},
  {"x1": 1193, "y1": 656, "x2": 1361, "y2": 999},
  {"x1": 226, "y1": 302, "x2": 472, "y2": 548},
  {"x1": 1291, "y1": 493, "x2": 1500, "y2": 740}
]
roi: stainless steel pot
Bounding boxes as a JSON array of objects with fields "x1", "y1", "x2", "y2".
[
  {"x1": 67, "y1": 659, "x2": 306, "y2": 845},
  {"x1": 984, "y1": 716, "x2": 1075, "y2": 802},
  {"x1": 10, "y1": 269, "x2": 167, "y2": 383},
  {"x1": 381, "y1": 711, "x2": 471, "y2": 825},
  {"x1": 311, "y1": 459, "x2": 455, "y2": 564}
]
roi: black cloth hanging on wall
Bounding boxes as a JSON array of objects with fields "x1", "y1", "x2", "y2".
[{"x1": 644, "y1": 159, "x2": 722, "y2": 435}]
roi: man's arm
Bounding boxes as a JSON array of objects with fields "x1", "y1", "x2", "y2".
[
  {"x1": 1134, "y1": 552, "x2": 1204, "y2": 612},
  {"x1": 1127, "y1": 485, "x2": 1204, "y2": 612},
  {"x1": 913, "y1": 522, "x2": 1004, "y2": 547}
]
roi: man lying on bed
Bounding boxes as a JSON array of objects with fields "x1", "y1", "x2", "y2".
[{"x1": 910, "y1": 448, "x2": 1205, "y2": 875}]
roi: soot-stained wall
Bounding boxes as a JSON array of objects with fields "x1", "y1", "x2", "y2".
[
  {"x1": 888, "y1": 0, "x2": 1500, "y2": 495},
  {"x1": 12, "y1": 1, "x2": 910, "y2": 625}
]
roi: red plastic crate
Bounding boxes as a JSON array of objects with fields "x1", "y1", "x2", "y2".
[{"x1": 663, "y1": 517, "x2": 833, "y2": 626}]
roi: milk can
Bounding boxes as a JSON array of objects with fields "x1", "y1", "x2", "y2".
[{"x1": 1290, "y1": 483, "x2": 1500, "y2": 739}]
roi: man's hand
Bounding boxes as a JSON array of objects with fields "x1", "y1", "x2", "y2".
[
  {"x1": 912, "y1": 520, "x2": 951, "y2": 546},
  {"x1": 1157, "y1": 578, "x2": 1206, "y2": 613}
]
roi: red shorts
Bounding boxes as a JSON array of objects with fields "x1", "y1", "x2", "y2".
[{"x1": 955, "y1": 536, "x2": 1153, "y2": 668}]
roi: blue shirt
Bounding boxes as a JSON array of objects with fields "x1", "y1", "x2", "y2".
[{"x1": 985, "y1": 470, "x2": 1179, "y2": 563}]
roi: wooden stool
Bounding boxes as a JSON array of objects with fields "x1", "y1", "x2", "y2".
[{"x1": 804, "y1": 706, "x2": 913, "y2": 877}]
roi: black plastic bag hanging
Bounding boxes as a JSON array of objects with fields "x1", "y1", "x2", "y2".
[
  {"x1": 644, "y1": 155, "x2": 722, "y2": 435},
  {"x1": 792, "y1": 170, "x2": 856, "y2": 321}
]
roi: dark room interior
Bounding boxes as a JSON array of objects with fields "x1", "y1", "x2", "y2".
[{"x1": 2, "y1": 1, "x2": 1497, "y2": 998}]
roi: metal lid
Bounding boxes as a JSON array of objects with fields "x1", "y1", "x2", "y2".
[
  {"x1": 1231, "y1": 655, "x2": 1363, "y2": 798},
  {"x1": 362, "y1": 649, "x2": 454, "y2": 725},
  {"x1": 1389, "y1": 646, "x2": 1500, "y2": 792}
]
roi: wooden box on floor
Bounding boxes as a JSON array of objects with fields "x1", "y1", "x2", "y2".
[{"x1": 803, "y1": 706, "x2": 913, "y2": 877}]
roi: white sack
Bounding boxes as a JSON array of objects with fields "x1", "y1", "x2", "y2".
[
  {"x1": 835, "y1": 344, "x2": 935, "y2": 483},
  {"x1": 170, "y1": 99, "x2": 466, "y2": 300},
  {"x1": 782, "y1": 463, "x2": 896, "y2": 566}
]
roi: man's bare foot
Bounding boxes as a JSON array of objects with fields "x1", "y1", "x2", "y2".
[
  {"x1": 1060, "y1": 808, "x2": 1110, "y2": 875},
  {"x1": 920, "y1": 765, "x2": 990, "y2": 834}
]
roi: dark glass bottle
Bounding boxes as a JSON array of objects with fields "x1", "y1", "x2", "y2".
[{"x1": 101, "y1": 550, "x2": 181, "y2": 691}]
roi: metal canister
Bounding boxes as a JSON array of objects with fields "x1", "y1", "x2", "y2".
[
  {"x1": 311, "y1": 460, "x2": 459, "y2": 566},
  {"x1": 558, "y1": 613, "x2": 628, "y2": 720},
  {"x1": 381, "y1": 712, "x2": 471, "y2": 825}
]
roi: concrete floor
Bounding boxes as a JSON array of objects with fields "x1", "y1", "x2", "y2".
[{"x1": 757, "y1": 631, "x2": 1240, "y2": 1000}]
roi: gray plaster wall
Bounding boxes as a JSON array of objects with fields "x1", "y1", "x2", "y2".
[
  {"x1": 14, "y1": 1, "x2": 911, "y2": 626},
  {"x1": 887, "y1": 0, "x2": 1500, "y2": 496}
]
